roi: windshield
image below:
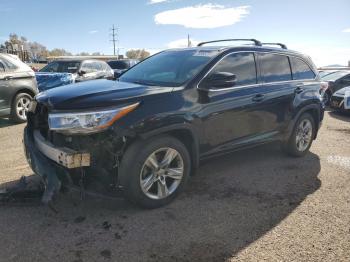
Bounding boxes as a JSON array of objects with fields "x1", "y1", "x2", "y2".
[
  {"x1": 321, "y1": 71, "x2": 349, "y2": 81},
  {"x1": 119, "y1": 50, "x2": 217, "y2": 87},
  {"x1": 108, "y1": 60, "x2": 129, "y2": 70},
  {"x1": 40, "y1": 61, "x2": 81, "y2": 73}
]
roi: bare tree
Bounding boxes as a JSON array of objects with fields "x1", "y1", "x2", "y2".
[{"x1": 126, "y1": 49, "x2": 150, "y2": 60}]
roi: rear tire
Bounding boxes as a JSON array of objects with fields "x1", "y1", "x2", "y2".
[
  {"x1": 119, "y1": 135, "x2": 191, "y2": 209},
  {"x1": 283, "y1": 113, "x2": 315, "y2": 157},
  {"x1": 10, "y1": 93, "x2": 33, "y2": 123}
]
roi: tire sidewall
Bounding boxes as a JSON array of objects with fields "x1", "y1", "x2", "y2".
[
  {"x1": 120, "y1": 136, "x2": 191, "y2": 208},
  {"x1": 287, "y1": 113, "x2": 315, "y2": 157},
  {"x1": 11, "y1": 93, "x2": 32, "y2": 123}
]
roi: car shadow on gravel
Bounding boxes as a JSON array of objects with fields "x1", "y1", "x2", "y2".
[
  {"x1": 0, "y1": 143, "x2": 321, "y2": 262},
  {"x1": 328, "y1": 110, "x2": 350, "y2": 122},
  {"x1": 0, "y1": 118, "x2": 21, "y2": 128}
]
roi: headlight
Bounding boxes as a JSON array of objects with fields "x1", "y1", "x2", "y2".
[{"x1": 48, "y1": 102, "x2": 139, "y2": 134}]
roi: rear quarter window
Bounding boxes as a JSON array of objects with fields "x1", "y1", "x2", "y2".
[
  {"x1": 259, "y1": 53, "x2": 292, "y2": 83},
  {"x1": 290, "y1": 57, "x2": 315, "y2": 80}
]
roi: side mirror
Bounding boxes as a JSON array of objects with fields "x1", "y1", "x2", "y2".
[
  {"x1": 201, "y1": 72, "x2": 237, "y2": 89},
  {"x1": 78, "y1": 70, "x2": 86, "y2": 76}
]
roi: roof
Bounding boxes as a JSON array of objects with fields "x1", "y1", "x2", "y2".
[{"x1": 168, "y1": 45, "x2": 306, "y2": 58}]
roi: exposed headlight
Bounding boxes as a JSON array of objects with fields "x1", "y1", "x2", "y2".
[{"x1": 48, "y1": 102, "x2": 139, "y2": 134}]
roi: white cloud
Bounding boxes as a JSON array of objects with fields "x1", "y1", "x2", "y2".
[
  {"x1": 89, "y1": 30, "x2": 98, "y2": 34},
  {"x1": 342, "y1": 28, "x2": 350, "y2": 33},
  {"x1": 148, "y1": 0, "x2": 169, "y2": 4},
  {"x1": 154, "y1": 4, "x2": 250, "y2": 29},
  {"x1": 167, "y1": 38, "x2": 200, "y2": 48}
]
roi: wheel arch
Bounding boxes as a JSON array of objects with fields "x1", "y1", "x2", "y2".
[
  {"x1": 286, "y1": 104, "x2": 322, "y2": 141},
  {"x1": 138, "y1": 124, "x2": 200, "y2": 174}
]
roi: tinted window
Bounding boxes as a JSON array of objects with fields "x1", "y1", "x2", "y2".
[
  {"x1": 120, "y1": 50, "x2": 215, "y2": 87},
  {"x1": 260, "y1": 53, "x2": 292, "y2": 83},
  {"x1": 0, "y1": 61, "x2": 5, "y2": 72},
  {"x1": 108, "y1": 61, "x2": 129, "y2": 70},
  {"x1": 41, "y1": 61, "x2": 80, "y2": 73},
  {"x1": 321, "y1": 71, "x2": 350, "y2": 81},
  {"x1": 208, "y1": 52, "x2": 257, "y2": 86},
  {"x1": 290, "y1": 57, "x2": 315, "y2": 80}
]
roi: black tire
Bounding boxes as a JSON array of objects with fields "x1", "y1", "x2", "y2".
[
  {"x1": 283, "y1": 113, "x2": 315, "y2": 157},
  {"x1": 119, "y1": 135, "x2": 191, "y2": 209},
  {"x1": 10, "y1": 92, "x2": 33, "y2": 123}
]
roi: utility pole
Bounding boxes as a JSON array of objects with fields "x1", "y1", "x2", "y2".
[{"x1": 110, "y1": 25, "x2": 119, "y2": 58}]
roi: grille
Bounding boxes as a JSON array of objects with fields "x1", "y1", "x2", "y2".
[{"x1": 34, "y1": 103, "x2": 50, "y2": 140}]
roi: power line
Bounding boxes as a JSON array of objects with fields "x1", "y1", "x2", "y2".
[{"x1": 110, "y1": 25, "x2": 119, "y2": 58}]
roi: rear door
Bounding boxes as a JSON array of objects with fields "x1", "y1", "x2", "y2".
[
  {"x1": 199, "y1": 52, "x2": 274, "y2": 155},
  {"x1": 257, "y1": 52, "x2": 295, "y2": 134}
]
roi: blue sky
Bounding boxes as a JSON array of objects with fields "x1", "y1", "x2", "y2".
[{"x1": 0, "y1": 0, "x2": 350, "y2": 66}]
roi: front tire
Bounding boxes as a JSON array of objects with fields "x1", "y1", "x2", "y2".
[
  {"x1": 283, "y1": 113, "x2": 315, "y2": 157},
  {"x1": 119, "y1": 135, "x2": 191, "y2": 209},
  {"x1": 10, "y1": 93, "x2": 33, "y2": 123}
]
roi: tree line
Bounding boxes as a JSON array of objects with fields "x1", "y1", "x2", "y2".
[{"x1": 0, "y1": 33, "x2": 150, "y2": 61}]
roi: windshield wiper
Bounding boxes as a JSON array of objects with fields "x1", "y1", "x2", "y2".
[{"x1": 130, "y1": 80, "x2": 158, "y2": 86}]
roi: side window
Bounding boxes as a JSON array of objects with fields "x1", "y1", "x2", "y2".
[
  {"x1": 208, "y1": 52, "x2": 257, "y2": 87},
  {"x1": 92, "y1": 62, "x2": 102, "y2": 71},
  {"x1": 81, "y1": 62, "x2": 94, "y2": 73},
  {"x1": 1, "y1": 58, "x2": 17, "y2": 70},
  {"x1": 290, "y1": 57, "x2": 315, "y2": 80},
  {"x1": 260, "y1": 53, "x2": 292, "y2": 83},
  {"x1": 340, "y1": 75, "x2": 350, "y2": 84},
  {"x1": 0, "y1": 60, "x2": 6, "y2": 72}
]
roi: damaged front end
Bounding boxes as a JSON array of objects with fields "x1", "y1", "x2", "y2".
[{"x1": 23, "y1": 102, "x2": 130, "y2": 204}]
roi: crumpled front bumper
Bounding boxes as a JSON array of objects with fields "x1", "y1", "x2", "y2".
[{"x1": 23, "y1": 127, "x2": 90, "y2": 203}]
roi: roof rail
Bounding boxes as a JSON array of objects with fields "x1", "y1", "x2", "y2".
[
  {"x1": 261, "y1": 43, "x2": 287, "y2": 49},
  {"x1": 197, "y1": 39, "x2": 262, "y2": 47}
]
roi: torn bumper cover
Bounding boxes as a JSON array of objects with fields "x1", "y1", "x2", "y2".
[{"x1": 23, "y1": 127, "x2": 91, "y2": 203}]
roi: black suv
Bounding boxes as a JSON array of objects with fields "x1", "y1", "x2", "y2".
[
  {"x1": 107, "y1": 59, "x2": 139, "y2": 78},
  {"x1": 24, "y1": 39, "x2": 324, "y2": 208}
]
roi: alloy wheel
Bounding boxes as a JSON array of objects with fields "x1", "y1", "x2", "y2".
[
  {"x1": 140, "y1": 147, "x2": 184, "y2": 200},
  {"x1": 16, "y1": 96, "x2": 31, "y2": 121},
  {"x1": 295, "y1": 119, "x2": 313, "y2": 152}
]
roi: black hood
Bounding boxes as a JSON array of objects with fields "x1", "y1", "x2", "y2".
[{"x1": 35, "y1": 79, "x2": 173, "y2": 110}]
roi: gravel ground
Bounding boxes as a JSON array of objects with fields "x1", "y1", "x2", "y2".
[{"x1": 0, "y1": 111, "x2": 349, "y2": 262}]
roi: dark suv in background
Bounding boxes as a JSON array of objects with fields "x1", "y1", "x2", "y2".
[
  {"x1": 24, "y1": 39, "x2": 324, "y2": 208},
  {"x1": 107, "y1": 59, "x2": 139, "y2": 78},
  {"x1": 0, "y1": 53, "x2": 38, "y2": 122}
]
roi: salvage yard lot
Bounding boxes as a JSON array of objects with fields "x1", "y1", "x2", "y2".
[{"x1": 0, "y1": 111, "x2": 349, "y2": 262}]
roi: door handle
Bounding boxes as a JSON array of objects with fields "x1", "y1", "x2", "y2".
[
  {"x1": 295, "y1": 86, "x2": 304, "y2": 94},
  {"x1": 252, "y1": 94, "x2": 265, "y2": 102}
]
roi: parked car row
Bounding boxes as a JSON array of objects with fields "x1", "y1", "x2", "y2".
[
  {"x1": 37, "y1": 59, "x2": 114, "y2": 91},
  {"x1": 320, "y1": 70, "x2": 350, "y2": 111}
]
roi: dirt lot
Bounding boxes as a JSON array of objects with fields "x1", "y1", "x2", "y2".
[{"x1": 0, "y1": 111, "x2": 349, "y2": 262}]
